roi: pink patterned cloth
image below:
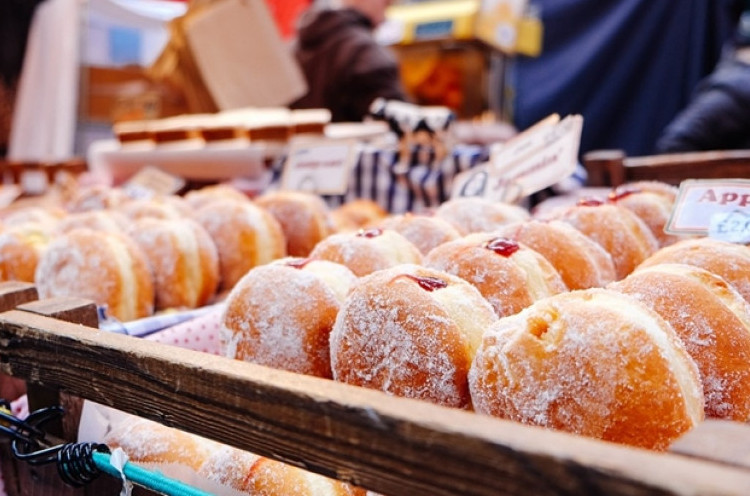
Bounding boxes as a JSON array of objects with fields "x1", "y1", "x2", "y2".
[{"x1": 144, "y1": 304, "x2": 224, "y2": 355}]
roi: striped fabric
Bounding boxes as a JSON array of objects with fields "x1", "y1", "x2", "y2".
[{"x1": 269, "y1": 144, "x2": 487, "y2": 214}]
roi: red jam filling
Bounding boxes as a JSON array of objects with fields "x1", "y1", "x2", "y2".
[
  {"x1": 608, "y1": 187, "x2": 642, "y2": 202},
  {"x1": 577, "y1": 197, "x2": 606, "y2": 207},
  {"x1": 357, "y1": 228, "x2": 383, "y2": 238},
  {"x1": 402, "y1": 274, "x2": 448, "y2": 292},
  {"x1": 286, "y1": 258, "x2": 313, "y2": 269},
  {"x1": 484, "y1": 237, "x2": 520, "y2": 257}
]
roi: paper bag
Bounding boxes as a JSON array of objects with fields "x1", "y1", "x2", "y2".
[{"x1": 182, "y1": 0, "x2": 307, "y2": 110}]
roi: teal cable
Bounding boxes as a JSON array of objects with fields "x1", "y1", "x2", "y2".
[{"x1": 92, "y1": 450, "x2": 213, "y2": 496}]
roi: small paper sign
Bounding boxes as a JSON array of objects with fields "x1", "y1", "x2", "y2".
[
  {"x1": 709, "y1": 210, "x2": 750, "y2": 244},
  {"x1": 123, "y1": 165, "x2": 186, "y2": 199},
  {"x1": 486, "y1": 114, "x2": 582, "y2": 200},
  {"x1": 281, "y1": 139, "x2": 358, "y2": 195},
  {"x1": 666, "y1": 179, "x2": 750, "y2": 236}
]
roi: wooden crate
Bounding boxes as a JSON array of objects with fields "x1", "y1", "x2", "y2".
[{"x1": 2, "y1": 283, "x2": 750, "y2": 495}]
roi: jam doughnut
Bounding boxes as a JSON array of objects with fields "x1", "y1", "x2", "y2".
[
  {"x1": 433, "y1": 197, "x2": 530, "y2": 235},
  {"x1": 497, "y1": 220, "x2": 616, "y2": 290},
  {"x1": 331, "y1": 198, "x2": 388, "y2": 232},
  {"x1": 612, "y1": 263, "x2": 750, "y2": 420},
  {"x1": 424, "y1": 234, "x2": 566, "y2": 318},
  {"x1": 0, "y1": 222, "x2": 54, "y2": 283},
  {"x1": 309, "y1": 228, "x2": 422, "y2": 277},
  {"x1": 35, "y1": 228, "x2": 155, "y2": 321},
  {"x1": 222, "y1": 258, "x2": 357, "y2": 377},
  {"x1": 375, "y1": 213, "x2": 461, "y2": 255},
  {"x1": 194, "y1": 198, "x2": 286, "y2": 291},
  {"x1": 637, "y1": 238, "x2": 750, "y2": 304},
  {"x1": 542, "y1": 199, "x2": 658, "y2": 280},
  {"x1": 607, "y1": 186, "x2": 683, "y2": 247},
  {"x1": 129, "y1": 217, "x2": 220, "y2": 310},
  {"x1": 469, "y1": 288, "x2": 704, "y2": 451},
  {"x1": 614, "y1": 181, "x2": 679, "y2": 203},
  {"x1": 330, "y1": 264, "x2": 497, "y2": 409},
  {"x1": 255, "y1": 191, "x2": 337, "y2": 257}
]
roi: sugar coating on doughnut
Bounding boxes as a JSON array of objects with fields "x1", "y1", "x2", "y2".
[
  {"x1": 637, "y1": 237, "x2": 750, "y2": 304},
  {"x1": 545, "y1": 202, "x2": 658, "y2": 280},
  {"x1": 608, "y1": 188, "x2": 683, "y2": 247},
  {"x1": 612, "y1": 263, "x2": 750, "y2": 420},
  {"x1": 195, "y1": 198, "x2": 286, "y2": 291},
  {"x1": 119, "y1": 196, "x2": 191, "y2": 221},
  {"x1": 498, "y1": 220, "x2": 616, "y2": 290},
  {"x1": 468, "y1": 289, "x2": 704, "y2": 450},
  {"x1": 434, "y1": 197, "x2": 530, "y2": 235},
  {"x1": 55, "y1": 210, "x2": 130, "y2": 235},
  {"x1": 197, "y1": 444, "x2": 261, "y2": 492},
  {"x1": 129, "y1": 217, "x2": 219, "y2": 310},
  {"x1": 256, "y1": 191, "x2": 337, "y2": 257},
  {"x1": 424, "y1": 234, "x2": 566, "y2": 318},
  {"x1": 222, "y1": 260, "x2": 356, "y2": 377},
  {"x1": 615, "y1": 181, "x2": 679, "y2": 203},
  {"x1": 310, "y1": 228, "x2": 422, "y2": 277},
  {"x1": 34, "y1": 228, "x2": 154, "y2": 321},
  {"x1": 104, "y1": 417, "x2": 208, "y2": 470},
  {"x1": 376, "y1": 213, "x2": 461, "y2": 255},
  {"x1": 331, "y1": 199, "x2": 388, "y2": 232},
  {"x1": 0, "y1": 222, "x2": 52, "y2": 282},
  {"x1": 184, "y1": 184, "x2": 249, "y2": 210},
  {"x1": 330, "y1": 264, "x2": 497, "y2": 408}
]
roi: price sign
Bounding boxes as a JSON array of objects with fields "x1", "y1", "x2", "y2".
[
  {"x1": 123, "y1": 165, "x2": 186, "y2": 199},
  {"x1": 666, "y1": 179, "x2": 750, "y2": 236},
  {"x1": 281, "y1": 139, "x2": 358, "y2": 195},
  {"x1": 709, "y1": 210, "x2": 750, "y2": 244}
]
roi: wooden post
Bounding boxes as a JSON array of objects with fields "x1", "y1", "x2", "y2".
[{"x1": 583, "y1": 149, "x2": 625, "y2": 187}]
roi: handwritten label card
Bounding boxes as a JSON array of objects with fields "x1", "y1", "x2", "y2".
[
  {"x1": 123, "y1": 165, "x2": 186, "y2": 199},
  {"x1": 281, "y1": 139, "x2": 358, "y2": 195},
  {"x1": 486, "y1": 114, "x2": 582, "y2": 201},
  {"x1": 667, "y1": 179, "x2": 750, "y2": 238}
]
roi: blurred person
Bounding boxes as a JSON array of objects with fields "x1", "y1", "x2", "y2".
[
  {"x1": 290, "y1": 0, "x2": 407, "y2": 122},
  {"x1": 656, "y1": 8, "x2": 750, "y2": 152}
]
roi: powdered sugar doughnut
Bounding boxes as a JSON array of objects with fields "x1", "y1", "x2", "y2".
[
  {"x1": 197, "y1": 444, "x2": 262, "y2": 492},
  {"x1": 612, "y1": 263, "x2": 750, "y2": 420},
  {"x1": 255, "y1": 191, "x2": 337, "y2": 257},
  {"x1": 129, "y1": 217, "x2": 220, "y2": 310},
  {"x1": 251, "y1": 457, "x2": 368, "y2": 496},
  {"x1": 184, "y1": 184, "x2": 249, "y2": 210},
  {"x1": 497, "y1": 220, "x2": 616, "y2": 290},
  {"x1": 424, "y1": 235, "x2": 566, "y2": 318},
  {"x1": 55, "y1": 210, "x2": 130, "y2": 234},
  {"x1": 614, "y1": 181, "x2": 679, "y2": 203},
  {"x1": 104, "y1": 417, "x2": 209, "y2": 471},
  {"x1": 331, "y1": 199, "x2": 388, "y2": 232},
  {"x1": 638, "y1": 238, "x2": 750, "y2": 303},
  {"x1": 0, "y1": 222, "x2": 54, "y2": 282},
  {"x1": 543, "y1": 199, "x2": 658, "y2": 280},
  {"x1": 434, "y1": 197, "x2": 530, "y2": 235},
  {"x1": 66, "y1": 185, "x2": 130, "y2": 212},
  {"x1": 194, "y1": 198, "x2": 286, "y2": 291},
  {"x1": 469, "y1": 288, "x2": 704, "y2": 451},
  {"x1": 1, "y1": 206, "x2": 65, "y2": 228},
  {"x1": 34, "y1": 228, "x2": 154, "y2": 321},
  {"x1": 310, "y1": 228, "x2": 422, "y2": 277},
  {"x1": 375, "y1": 213, "x2": 461, "y2": 255},
  {"x1": 222, "y1": 258, "x2": 356, "y2": 377},
  {"x1": 119, "y1": 195, "x2": 194, "y2": 221},
  {"x1": 608, "y1": 186, "x2": 683, "y2": 247},
  {"x1": 330, "y1": 264, "x2": 497, "y2": 409}
]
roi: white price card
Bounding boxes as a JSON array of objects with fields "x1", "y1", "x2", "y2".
[
  {"x1": 709, "y1": 210, "x2": 750, "y2": 244},
  {"x1": 281, "y1": 139, "x2": 358, "y2": 195},
  {"x1": 666, "y1": 179, "x2": 750, "y2": 236}
]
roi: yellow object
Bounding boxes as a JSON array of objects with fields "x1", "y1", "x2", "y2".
[
  {"x1": 516, "y1": 12, "x2": 543, "y2": 56},
  {"x1": 386, "y1": 0, "x2": 479, "y2": 45}
]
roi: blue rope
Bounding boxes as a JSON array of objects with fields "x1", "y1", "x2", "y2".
[{"x1": 92, "y1": 450, "x2": 213, "y2": 496}]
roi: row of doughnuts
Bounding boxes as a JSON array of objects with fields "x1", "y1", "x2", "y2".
[
  {"x1": 218, "y1": 182, "x2": 750, "y2": 454},
  {"x1": 105, "y1": 415, "x2": 376, "y2": 495}
]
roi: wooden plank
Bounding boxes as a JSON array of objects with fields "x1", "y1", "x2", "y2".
[
  {"x1": 3, "y1": 311, "x2": 750, "y2": 495},
  {"x1": 0, "y1": 282, "x2": 38, "y2": 312},
  {"x1": 670, "y1": 419, "x2": 750, "y2": 470}
]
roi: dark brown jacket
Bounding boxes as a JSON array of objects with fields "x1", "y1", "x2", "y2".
[{"x1": 291, "y1": 8, "x2": 406, "y2": 122}]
